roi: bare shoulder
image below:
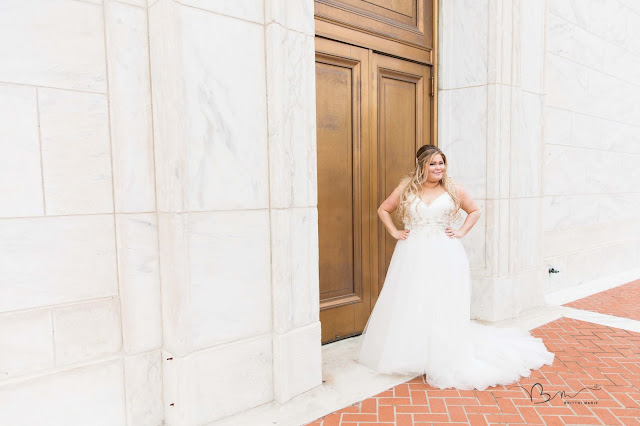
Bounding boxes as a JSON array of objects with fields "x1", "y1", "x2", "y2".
[
  {"x1": 453, "y1": 182, "x2": 470, "y2": 199},
  {"x1": 379, "y1": 176, "x2": 410, "y2": 212},
  {"x1": 452, "y1": 182, "x2": 480, "y2": 214},
  {"x1": 398, "y1": 175, "x2": 411, "y2": 189}
]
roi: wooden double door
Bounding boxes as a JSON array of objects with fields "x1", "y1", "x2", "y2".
[{"x1": 316, "y1": 37, "x2": 434, "y2": 344}]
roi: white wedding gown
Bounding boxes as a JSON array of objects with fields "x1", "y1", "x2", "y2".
[{"x1": 357, "y1": 191, "x2": 554, "y2": 390}]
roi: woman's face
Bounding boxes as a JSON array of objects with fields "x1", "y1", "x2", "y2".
[{"x1": 424, "y1": 153, "x2": 445, "y2": 182}]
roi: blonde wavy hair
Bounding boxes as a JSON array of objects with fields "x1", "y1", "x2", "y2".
[{"x1": 395, "y1": 145, "x2": 461, "y2": 225}]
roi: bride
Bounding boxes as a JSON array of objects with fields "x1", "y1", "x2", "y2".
[{"x1": 357, "y1": 144, "x2": 554, "y2": 390}]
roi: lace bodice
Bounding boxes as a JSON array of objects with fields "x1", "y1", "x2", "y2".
[{"x1": 402, "y1": 191, "x2": 455, "y2": 235}]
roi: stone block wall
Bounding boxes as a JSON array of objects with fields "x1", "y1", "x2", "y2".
[
  {"x1": 0, "y1": 0, "x2": 321, "y2": 425},
  {"x1": 544, "y1": 0, "x2": 640, "y2": 290},
  {"x1": 0, "y1": 0, "x2": 162, "y2": 425}
]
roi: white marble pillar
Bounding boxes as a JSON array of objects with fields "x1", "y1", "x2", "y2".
[
  {"x1": 439, "y1": 0, "x2": 547, "y2": 322},
  {"x1": 264, "y1": 0, "x2": 323, "y2": 405},
  {"x1": 148, "y1": 0, "x2": 321, "y2": 423}
]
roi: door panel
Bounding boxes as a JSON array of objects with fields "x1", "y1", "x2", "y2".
[
  {"x1": 316, "y1": 38, "x2": 372, "y2": 344},
  {"x1": 314, "y1": 0, "x2": 434, "y2": 52},
  {"x1": 371, "y1": 53, "x2": 432, "y2": 305},
  {"x1": 315, "y1": 38, "x2": 433, "y2": 344}
]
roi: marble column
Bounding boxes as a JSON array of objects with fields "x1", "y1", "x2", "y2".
[
  {"x1": 439, "y1": 0, "x2": 547, "y2": 322},
  {"x1": 265, "y1": 0, "x2": 323, "y2": 405},
  {"x1": 148, "y1": 0, "x2": 321, "y2": 423}
]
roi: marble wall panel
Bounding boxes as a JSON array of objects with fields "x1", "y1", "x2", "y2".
[
  {"x1": 545, "y1": 54, "x2": 589, "y2": 114},
  {"x1": 116, "y1": 214, "x2": 162, "y2": 354},
  {"x1": 548, "y1": 0, "x2": 590, "y2": 29},
  {"x1": 478, "y1": 199, "x2": 500, "y2": 278},
  {"x1": 569, "y1": 194, "x2": 601, "y2": 228},
  {"x1": 572, "y1": 25, "x2": 605, "y2": 71},
  {"x1": 164, "y1": 335, "x2": 273, "y2": 425},
  {"x1": 495, "y1": 84, "x2": 513, "y2": 199},
  {"x1": 571, "y1": 112, "x2": 606, "y2": 150},
  {"x1": 624, "y1": 8, "x2": 640, "y2": 55},
  {"x1": 265, "y1": 0, "x2": 314, "y2": 35},
  {"x1": 603, "y1": 43, "x2": 640, "y2": 87},
  {"x1": 180, "y1": 6, "x2": 269, "y2": 211},
  {"x1": 586, "y1": 70, "x2": 636, "y2": 126},
  {"x1": 511, "y1": 91, "x2": 542, "y2": 197},
  {"x1": 605, "y1": 240, "x2": 637, "y2": 275},
  {"x1": 438, "y1": 0, "x2": 488, "y2": 89},
  {"x1": 273, "y1": 322, "x2": 322, "y2": 403},
  {"x1": 0, "y1": 84, "x2": 43, "y2": 218},
  {"x1": 0, "y1": 308, "x2": 53, "y2": 380},
  {"x1": 38, "y1": 88, "x2": 113, "y2": 215},
  {"x1": 53, "y1": 298, "x2": 122, "y2": 366},
  {"x1": 459, "y1": 199, "x2": 486, "y2": 271},
  {"x1": 510, "y1": 0, "x2": 522, "y2": 88},
  {"x1": 620, "y1": 0, "x2": 640, "y2": 18},
  {"x1": 177, "y1": 0, "x2": 264, "y2": 24},
  {"x1": 543, "y1": 195, "x2": 571, "y2": 232},
  {"x1": 157, "y1": 212, "x2": 190, "y2": 356},
  {"x1": 565, "y1": 244, "x2": 609, "y2": 284},
  {"x1": 271, "y1": 207, "x2": 319, "y2": 333},
  {"x1": 605, "y1": 120, "x2": 640, "y2": 155},
  {"x1": 114, "y1": 0, "x2": 147, "y2": 7},
  {"x1": 586, "y1": 0, "x2": 629, "y2": 48},
  {"x1": 266, "y1": 23, "x2": 317, "y2": 209},
  {"x1": 106, "y1": 1, "x2": 156, "y2": 213},
  {"x1": 547, "y1": 13, "x2": 573, "y2": 57},
  {"x1": 598, "y1": 193, "x2": 639, "y2": 223},
  {"x1": 188, "y1": 210, "x2": 271, "y2": 350},
  {"x1": 485, "y1": 85, "x2": 500, "y2": 200},
  {"x1": 486, "y1": 0, "x2": 508, "y2": 85},
  {"x1": 124, "y1": 351, "x2": 164, "y2": 426},
  {"x1": 509, "y1": 197, "x2": 542, "y2": 273},
  {"x1": 584, "y1": 149, "x2": 637, "y2": 194},
  {"x1": 543, "y1": 144, "x2": 586, "y2": 195},
  {"x1": 520, "y1": 0, "x2": 545, "y2": 93},
  {"x1": 544, "y1": 219, "x2": 640, "y2": 259},
  {"x1": 0, "y1": 360, "x2": 125, "y2": 426},
  {"x1": 149, "y1": 0, "x2": 186, "y2": 213},
  {"x1": 0, "y1": 215, "x2": 118, "y2": 313},
  {"x1": 544, "y1": 107, "x2": 572, "y2": 145},
  {"x1": 544, "y1": 0, "x2": 640, "y2": 293},
  {"x1": 438, "y1": 86, "x2": 487, "y2": 199},
  {"x1": 0, "y1": 0, "x2": 106, "y2": 92}
]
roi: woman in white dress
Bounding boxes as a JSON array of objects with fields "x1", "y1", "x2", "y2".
[{"x1": 357, "y1": 145, "x2": 554, "y2": 390}]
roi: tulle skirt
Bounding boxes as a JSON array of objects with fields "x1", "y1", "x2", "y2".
[{"x1": 357, "y1": 227, "x2": 554, "y2": 390}]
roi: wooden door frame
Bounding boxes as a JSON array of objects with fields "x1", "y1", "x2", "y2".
[
  {"x1": 314, "y1": 0, "x2": 439, "y2": 149},
  {"x1": 314, "y1": 0, "x2": 438, "y2": 343},
  {"x1": 315, "y1": 38, "x2": 373, "y2": 343}
]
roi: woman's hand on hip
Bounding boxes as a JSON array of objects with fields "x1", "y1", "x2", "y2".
[
  {"x1": 445, "y1": 227, "x2": 464, "y2": 238},
  {"x1": 392, "y1": 229, "x2": 410, "y2": 240}
]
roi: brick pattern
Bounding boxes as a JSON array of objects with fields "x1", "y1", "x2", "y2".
[
  {"x1": 565, "y1": 279, "x2": 640, "y2": 321},
  {"x1": 306, "y1": 317, "x2": 640, "y2": 425}
]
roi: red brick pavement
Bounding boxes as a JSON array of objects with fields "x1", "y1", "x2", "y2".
[
  {"x1": 306, "y1": 317, "x2": 640, "y2": 425},
  {"x1": 565, "y1": 279, "x2": 640, "y2": 321}
]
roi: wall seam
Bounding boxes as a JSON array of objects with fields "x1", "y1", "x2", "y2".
[
  {"x1": 0, "y1": 80, "x2": 106, "y2": 96},
  {"x1": 263, "y1": 0, "x2": 278, "y2": 403},
  {"x1": 144, "y1": 1, "x2": 167, "y2": 423},
  {"x1": 35, "y1": 88, "x2": 47, "y2": 215},
  {"x1": 101, "y1": 2, "x2": 128, "y2": 422},
  {"x1": 173, "y1": 0, "x2": 265, "y2": 27}
]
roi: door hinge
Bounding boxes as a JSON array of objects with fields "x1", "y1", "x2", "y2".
[{"x1": 430, "y1": 76, "x2": 435, "y2": 97}]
